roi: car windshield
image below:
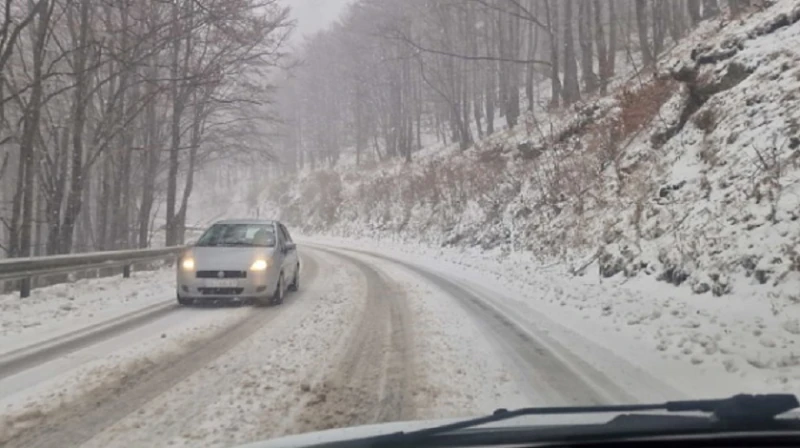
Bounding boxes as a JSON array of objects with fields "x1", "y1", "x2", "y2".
[
  {"x1": 3, "y1": 1, "x2": 799, "y2": 448},
  {"x1": 195, "y1": 223, "x2": 276, "y2": 247}
]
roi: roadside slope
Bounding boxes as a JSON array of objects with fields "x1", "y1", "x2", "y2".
[{"x1": 266, "y1": 0, "x2": 800, "y2": 301}]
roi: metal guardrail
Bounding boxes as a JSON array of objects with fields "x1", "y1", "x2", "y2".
[{"x1": 0, "y1": 246, "x2": 187, "y2": 298}]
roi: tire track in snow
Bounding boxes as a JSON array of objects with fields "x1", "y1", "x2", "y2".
[
  {"x1": 0, "y1": 301, "x2": 177, "y2": 381},
  {"x1": 3, "y1": 253, "x2": 321, "y2": 448},
  {"x1": 288, "y1": 247, "x2": 415, "y2": 433},
  {"x1": 306, "y1": 244, "x2": 637, "y2": 406}
]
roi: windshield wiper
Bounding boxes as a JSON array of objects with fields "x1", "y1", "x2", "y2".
[{"x1": 327, "y1": 394, "x2": 799, "y2": 448}]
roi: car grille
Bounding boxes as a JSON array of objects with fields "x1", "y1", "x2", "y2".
[
  {"x1": 198, "y1": 287, "x2": 244, "y2": 295},
  {"x1": 196, "y1": 270, "x2": 247, "y2": 279}
]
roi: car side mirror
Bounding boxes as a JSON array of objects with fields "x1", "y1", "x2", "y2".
[{"x1": 284, "y1": 242, "x2": 296, "y2": 252}]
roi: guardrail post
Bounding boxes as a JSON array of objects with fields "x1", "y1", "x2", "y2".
[
  {"x1": 20, "y1": 278, "x2": 31, "y2": 298},
  {"x1": 122, "y1": 264, "x2": 131, "y2": 278}
]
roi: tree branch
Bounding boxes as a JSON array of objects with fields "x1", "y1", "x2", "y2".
[{"x1": 389, "y1": 27, "x2": 550, "y2": 66}]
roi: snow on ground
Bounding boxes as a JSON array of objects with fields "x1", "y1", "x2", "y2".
[
  {"x1": 362, "y1": 253, "x2": 532, "y2": 417},
  {"x1": 0, "y1": 243, "x2": 556, "y2": 447},
  {"x1": 0, "y1": 306, "x2": 254, "y2": 444},
  {"x1": 301, "y1": 234, "x2": 800, "y2": 399},
  {"x1": 0, "y1": 267, "x2": 175, "y2": 354},
  {"x1": 77, "y1": 249, "x2": 367, "y2": 448}
]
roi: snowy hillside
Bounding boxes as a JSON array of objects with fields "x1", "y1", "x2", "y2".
[{"x1": 264, "y1": 0, "x2": 800, "y2": 303}]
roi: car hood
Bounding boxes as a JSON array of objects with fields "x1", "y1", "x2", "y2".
[
  {"x1": 231, "y1": 414, "x2": 616, "y2": 448},
  {"x1": 186, "y1": 246, "x2": 276, "y2": 270}
]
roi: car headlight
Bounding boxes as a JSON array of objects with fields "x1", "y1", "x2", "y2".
[
  {"x1": 181, "y1": 258, "x2": 195, "y2": 271},
  {"x1": 250, "y1": 259, "x2": 269, "y2": 271}
]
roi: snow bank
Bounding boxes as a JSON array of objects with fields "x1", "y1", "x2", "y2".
[{"x1": 0, "y1": 268, "x2": 175, "y2": 354}]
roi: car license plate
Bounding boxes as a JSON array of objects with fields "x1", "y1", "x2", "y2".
[{"x1": 205, "y1": 279, "x2": 238, "y2": 288}]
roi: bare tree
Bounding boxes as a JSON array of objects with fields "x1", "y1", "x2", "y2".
[
  {"x1": 1, "y1": 0, "x2": 292, "y2": 258},
  {"x1": 652, "y1": 0, "x2": 666, "y2": 57},
  {"x1": 545, "y1": 0, "x2": 561, "y2": 107},
  {"x1": 703, "y1": 0, "x2": 720, "y2": 18},
  {"x1": 594, "y1": 0, "x2": 609, "y2": 93},
  {"x1": 562, "y1": 0, "x2": 580, "y2": 104},
  {"x1": 669, "y1": 0, "x2": 686, "y2": 40},
  {"x1": 579, "y1": 0, "x2": 598, "y2": 94},
  {"x1": 607, "y1": 0, "x2": 617, "y2": 78},
  {"x1": 524, "y1": 0, "x2": 538, "y2": 111},
  {"x1": 636, "y1": 0, "x2": 654, "y2": 67},
  {"x1": 688, "y1": 0, "x2": 702, "y2": 24}
]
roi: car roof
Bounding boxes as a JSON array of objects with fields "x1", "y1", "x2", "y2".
[{"x1": 212, "y1": 219, "x2": 278, "y2": 226}]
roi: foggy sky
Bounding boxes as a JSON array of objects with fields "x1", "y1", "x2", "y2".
[{"x1": 286, "y1": 0, "x2": 352, "y2": 44}]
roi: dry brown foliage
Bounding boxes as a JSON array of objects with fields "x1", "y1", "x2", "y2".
[
  {"x1": 616, "y1": 79, "x2": 675, "y2": 139},
  {"x1": 693, "y1": 107, "x2": 719, "y2": 133}
]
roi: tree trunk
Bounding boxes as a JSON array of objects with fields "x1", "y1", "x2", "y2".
[
  {"x1": 731, "y1": 0, "x2": 750, "y2": 15},
  {"x1": 635, "y1": 0, "x2": 654, "y2": 67},
  {"x1": 652, "y1": 0, "x2": 666, "y2": 57},
  {"x1": 579, "y1": 0, "x2": 598, "y2": 94},
  {"x1": 608, "y1": 0, "x2": 617, "y2": 78},
  {"x1": 469, "y1": 2, "x2": 484, "y2": 134},
  {"x1": 111, "y1": 2, "x2": 133, "y2": 249},
  {"x1": 473, "y1": 72, "x2": 484, "y2": 138},
  {"x1": 176, "y1": 96, "x2": 204, "y2": 245},
  {"x1": 416, "y1": 73, "x2": 422, "y2": 151},
  {"x1": 688, "y1": 0, "x2": 702, "y2": 25},
  {"x1": 8, "y1": 135, "x2": 25, "y2": 257},
  {"x1": 36, "y1": 184, "x2": 47, "y2": 255},
  {"x1": 354, "y1": 82, "x2": 363, "y2": 166},
  {"x1": 496, "y1": 8, "x2": 508, "y2": 124},
  {"x1": 97, "y1": 156, "x2": 111, "y2": 250},
  {"x1": 505, "y1": 2, "x2": 521, "y2": 128},
  {"x1": 45, "y1": 126, "x2": 69, "y2": 254},
  {"x1": 562, "y1": 0, "x2": 581, "y2": 104},
  {"x1": 76, "y1": 173, "x2": 93, "y2": 251},
  {"x1": 165, "y1": 0, "x2": 185, "y2": 247},
  {"x1": 483, "y1": 17, "x2": 495, "y2": 135},
  {"x1": 703, "y1": 0, "x2": 720, "y2": 18},
  {"x1": 669, "y1": 0, "x2": 685, "y2": 41},
  {"x1": 595, "y1": 0, "x2": 609, "y2": 93},
  {"x1": 18, "y1": 0, "x2": 51, "y2": 258},
  {"x1": 138, "y1": 48, "x2": 160, "y2": 249},
  {"x1": 60, "y1": 0, "x2": 91, "y2": 254},
  {"x1": 525, "y1": 8, "x2": 539, "y2": 112},
  {"x1": 544, "y1": 0, "x2": 561, "y2": 108}
]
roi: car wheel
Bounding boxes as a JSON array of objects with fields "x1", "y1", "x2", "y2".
[
  {"x1": 177, "y1": 295, "x2": 192, "y2": 306},
  {"x1": 288, "y1": 265, "x2": 300, "y2": 292},
  {"x1": 271, "y1": 273, "x2": 285, "y2": 305}
]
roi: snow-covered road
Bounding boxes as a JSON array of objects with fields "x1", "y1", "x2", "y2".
[{"x1": 0, "y1": 243, "x2": 690, "y2": 447}]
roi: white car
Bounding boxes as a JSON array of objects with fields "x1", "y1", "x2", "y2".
[{"x1": 176, "y1": 219, "x2": 300, "y2": 306}]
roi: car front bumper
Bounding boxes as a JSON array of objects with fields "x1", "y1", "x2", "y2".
[{"x1": 177, "y1": 267, "x2": 279, "y2": 301}]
